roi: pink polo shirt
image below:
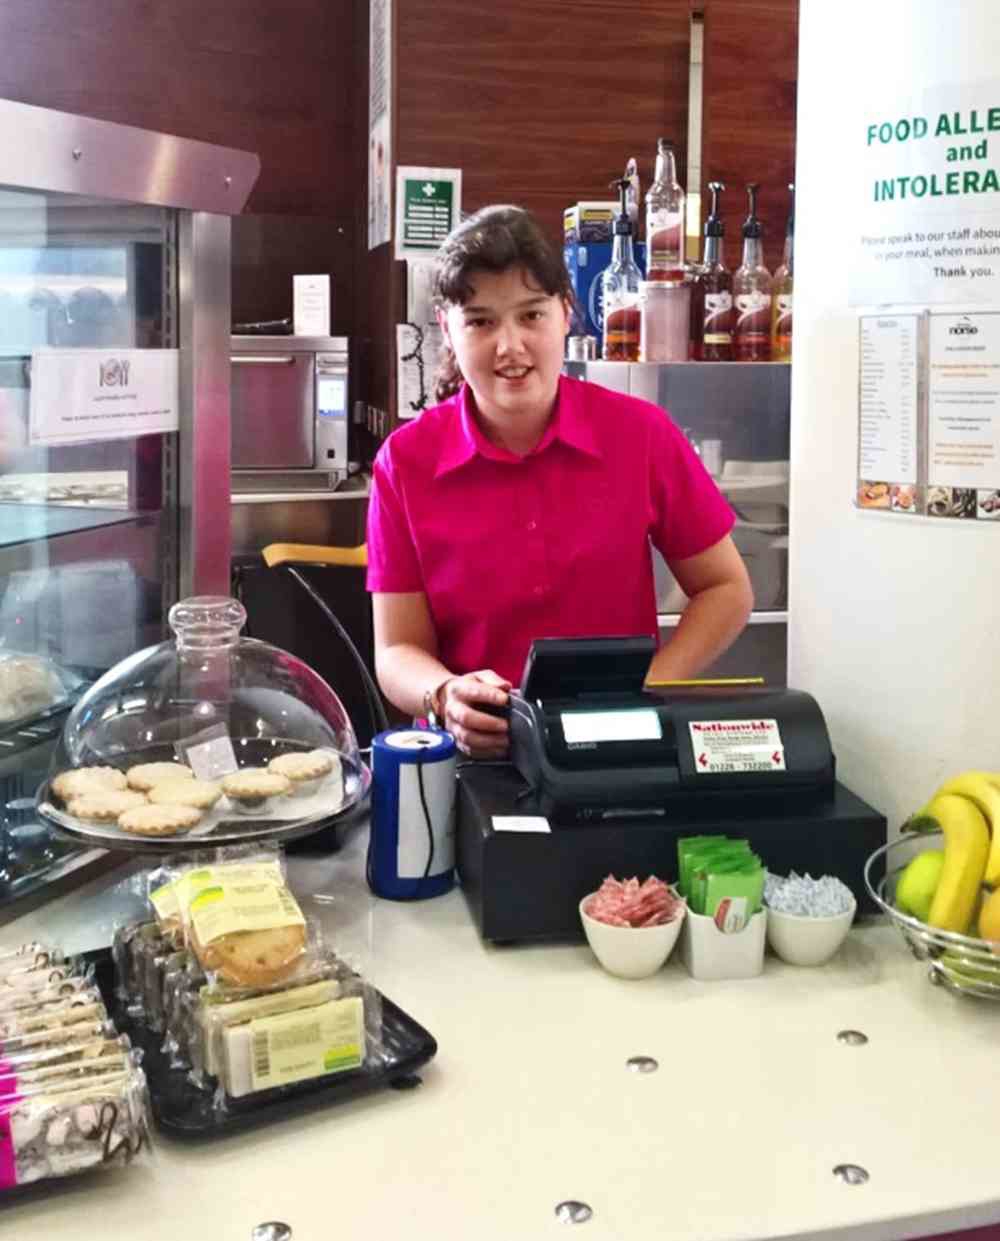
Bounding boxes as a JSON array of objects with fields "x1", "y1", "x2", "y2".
[{"x1": 366, "y1": 375, "x2": 734, "y2": 687}]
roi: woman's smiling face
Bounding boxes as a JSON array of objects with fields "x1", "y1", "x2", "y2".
[{"x1": 438, "y1": 265, "x2": 570, "y2": 431}]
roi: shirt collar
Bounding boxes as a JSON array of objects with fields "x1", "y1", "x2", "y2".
[{"x1": 433, "y1": 376, "x2": 601, "y2": 478}]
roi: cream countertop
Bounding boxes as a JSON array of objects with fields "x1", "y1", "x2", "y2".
[{"x1": 1, "y1": 821, "x2": 1000, "y2": 1241}]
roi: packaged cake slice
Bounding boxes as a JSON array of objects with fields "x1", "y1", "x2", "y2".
[{"x1": 0, "y1": 1064, "x2": 151, "y2": 1191}]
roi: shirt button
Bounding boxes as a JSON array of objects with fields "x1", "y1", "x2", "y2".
[
  {"x1": 526, "y1": 520, "x2": 537, "y2": 531},
  {"x1": 533, "y1": 585, "x2": 543, "y2": 596}
]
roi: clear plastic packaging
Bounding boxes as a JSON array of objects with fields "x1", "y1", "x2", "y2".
[
  {"x1": 218, "y1": 984, "x2": 366, "y2": 1100},
  {"x1": 0, "y1": 958, "x2": 87, "y2": 1004},
  {"x1": 0, "y1": 990, "x2": 106, "y2": 1045},
  {"x1": 0, "y1": 1062, "x2": 151, "y2": 1191},
  {"x1": 0, "y1": 975, "x2": 92, "y2": 1014},
  {"x1": 0, "y1": 1033, "x2": 132, "y2": 1093},
  {"x1": 111, "y1": 922, "x2": 161, "y2": 1018},
  {"x1": 159, "y1": 954, "x2": 204, "y2": 1070}
]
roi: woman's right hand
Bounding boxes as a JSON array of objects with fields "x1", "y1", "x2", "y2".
[{"x1": 439, "y1": 670, "x2": 511, "y2": 759}]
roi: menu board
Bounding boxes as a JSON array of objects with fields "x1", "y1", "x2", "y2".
[
  {"x1": 857, "y1": 310, "x2": 1000, "y2": 520},
  {"x1": 857, "y1": 315, "x2": 921, "y2": 513}
]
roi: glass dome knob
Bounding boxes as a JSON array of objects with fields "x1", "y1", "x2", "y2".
[{"x1": 168, "y1": 596, "x2": 247, "y2": 650}]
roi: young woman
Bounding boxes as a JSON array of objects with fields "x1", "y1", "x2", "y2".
[{"x1": 367, "y1": 205, "x2": 753, "y2": 757}]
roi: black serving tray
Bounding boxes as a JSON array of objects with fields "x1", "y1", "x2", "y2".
[{"x1": 85, "y1": 949, "x2": 438, "y2": 1141}]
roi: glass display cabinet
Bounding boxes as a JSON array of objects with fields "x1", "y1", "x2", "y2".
[
  {"x1": 564, "y1": 360, "x2": 791, "y2": 687},
  {"x1": 0, "y1": 97, "x2": 258, "y2": 908}
]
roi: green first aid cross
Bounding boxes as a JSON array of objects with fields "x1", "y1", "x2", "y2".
[{"x1": 401, "y1": 178, "x2": 455, "y2": 250}]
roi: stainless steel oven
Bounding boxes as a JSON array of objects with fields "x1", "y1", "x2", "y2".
[{"x1": 230, "y1": 335, "x2": 360, "y2": 491}]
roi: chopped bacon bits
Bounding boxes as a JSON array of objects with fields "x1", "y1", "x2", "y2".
[{"x1": 584, "y1": 875, "x2": 683, "y2": 928}]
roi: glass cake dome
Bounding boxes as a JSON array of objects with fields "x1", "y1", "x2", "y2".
[{"x1": 38, "y1": 596, "x2": 370, "y2": 850}]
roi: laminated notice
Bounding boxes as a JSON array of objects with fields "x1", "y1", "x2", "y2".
[
  {"x1": 688, "y1": 719, "x2": 786, "y2": 774},
  {"x1": 248, "y1": 997, "x2": 364, "y2": 1092},
  {"x1": 189, "y1": 879, "x2": 304, "y2": 947}
]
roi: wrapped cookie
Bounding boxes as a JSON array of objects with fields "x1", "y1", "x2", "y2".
[
  {"x1": 0, "y1": 944, "x2": 57, "y2": 977},
  {"x1": 0, "y1": 1014, "x2": 111, "y2": 1060},
  {"x1": 0, "y1": 961, "x2": 85, "y2": 1003},
  {"x1": 0, "y1": 991, "x2": 106, "y2": 1046},
  {"x1": 185, "y1": 871, "x2": 308, "y2": 989},
  {"x1": 0, "y1": 1049, "x2": 135, "y2": 1103},
  {"x1": 0, "y1": 1065, "x2": 151, "y2": 1191},
  {"x1": 0, "y1": 975, "x2": 92, "y2": 1016}
]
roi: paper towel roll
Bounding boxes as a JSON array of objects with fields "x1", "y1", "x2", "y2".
[{"x1": 368, "y1": 727, "x2": 457, "y2": 900}]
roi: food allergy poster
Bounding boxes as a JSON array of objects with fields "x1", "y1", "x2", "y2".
[
  {"x1": 856, "y1": 312, "x2": 1000, "y2": 520},
  {"x1": 29, "y1": 348, "x2": 179, "y2": 445},
  {"x1": 851, "y1": 82, "x2": 1000, "y2": 305},
  {"x1": 367, "y1": 0, "x2": 391, "y2": 250}
]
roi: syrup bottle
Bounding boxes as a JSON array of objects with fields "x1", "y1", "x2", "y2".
[
  {"x1": 770, "y1": 183, "x2": 794, "y2": 363},
  {"x1": 689, "y1": 181, "x2": 733, "y2": 361},
  {"x1": 645, "y1": 138, "x2": 685, "y2": 281},
  {"x1": 732, "y1": 183, "x2": 772, "y2": 362},
  {"x1": 602, "y1": 178, "x2": 642, "y2": 362}
]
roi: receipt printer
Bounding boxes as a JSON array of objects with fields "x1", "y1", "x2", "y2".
[{"x1": 508, "y1": 637, "x2": 835, "y2": 822}]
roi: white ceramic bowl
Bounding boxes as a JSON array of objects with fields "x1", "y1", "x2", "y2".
[
  {"x1": 579, "y1": 893, "x2": 686, "y2": 979},
  {"x1": 765, "y1": 899, "x2": 857, "y2": 966}
]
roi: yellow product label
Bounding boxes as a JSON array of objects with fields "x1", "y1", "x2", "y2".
[
  {"x1": 149, "y1": 880, "x2": 179, "y2": 922},
  {"x1": 248, "y1": 996, "x2": 364, "y2": 1091},
  {"x1": 189, "y1": 878, "x2": 305, "y2": 946},
  {"x1": 176, "y1": 861, "x2": 284, "y2": 922}
]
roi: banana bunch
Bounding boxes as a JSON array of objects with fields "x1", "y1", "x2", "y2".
[{"x1": 903, "y1": 771, "x2": 1000, "y2": 934}]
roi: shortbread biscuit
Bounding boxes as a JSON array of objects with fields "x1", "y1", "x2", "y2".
[
  {"x1": 66, "y1": 790, "x2": 148, "y2": 822},
  {"x1": 51, "y1": 767, "x2": 127, "y2": 803},
  {"x1": 193, "y1": 923, "x2": 307, "y2": 988},
  {"x1": 126, "y1": 762, "x2": 195, "y2": 792},
  {"x1": 148, "y1": 778, "x2": 221, "y2": 811},
  {"x1": 117, "y1": 803, "x2": 202, "y2": 837},
  {"x1": 222, "y1": 769, "x2": 291, "y2": 812}
]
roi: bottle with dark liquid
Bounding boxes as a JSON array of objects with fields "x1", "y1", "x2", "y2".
[
  {"x1": 770, "y1": 183, "x2": 794, "y2": 363},
  {"x1": 602, "y1": 178, "x2": 642, "y2": 361},
  {"x1": 689, "y1": 181, "x2": 733, "y2": 361},
  {"x1": 732, "y1": 183, "x2": 772, "y2": 362}
]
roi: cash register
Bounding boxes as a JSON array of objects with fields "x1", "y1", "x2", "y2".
[{"x1": 456, "y1": 637, "x2": 886, "y2": 942}]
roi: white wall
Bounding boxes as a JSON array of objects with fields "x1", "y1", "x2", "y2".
[{"x1": 791, "y1": 0, "x2": 1000, "y2": 835}]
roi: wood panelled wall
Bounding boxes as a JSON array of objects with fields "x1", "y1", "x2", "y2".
[
  {"x1": 701, "y1": 0, "x2": 799, "y2": 274},
  {"x1": 0, "y1": 0, "x2": 799, "y2": 411},
  {"x1": 0, "y1": 0, "x2": 359, "y2": 329},
  {"x1": 395, "y1": 0, "x2": 692, "y2": 245}
]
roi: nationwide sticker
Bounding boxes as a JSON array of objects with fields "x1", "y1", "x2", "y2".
[{"x1": 688, "y1": 719, "x2": 786, "y2": 775}]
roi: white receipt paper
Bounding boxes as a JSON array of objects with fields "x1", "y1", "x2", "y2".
[{"x1": 491, "y1": 816, "x2": 551, "y2": 834}]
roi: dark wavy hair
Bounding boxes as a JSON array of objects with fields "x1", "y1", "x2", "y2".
[{"x1": 432, "y1": 205, "x2": 574, "y2": 402}]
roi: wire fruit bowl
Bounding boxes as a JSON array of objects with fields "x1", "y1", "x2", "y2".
[{"x1": 864, "y1": 832, "x2": 1000, "y2": 1000}]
